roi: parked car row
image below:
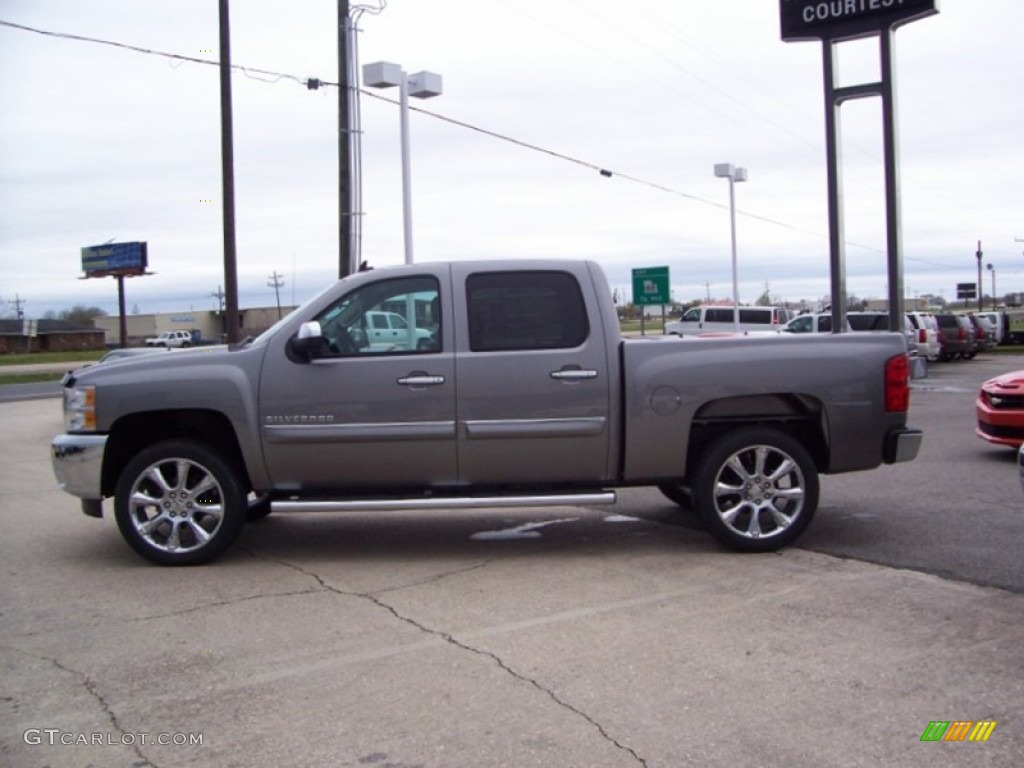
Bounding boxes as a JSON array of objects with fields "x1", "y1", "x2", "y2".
[
  {"x1": 930, "y1": 312, "x2": 997, "y2": 361},
  {"x1": 782, "y1": 310, "x2": 996, "y2": 362}
]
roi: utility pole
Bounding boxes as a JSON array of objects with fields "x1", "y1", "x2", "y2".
[
  {"x1": 9, "y1": 294, "x2": 25, "y2": 320},
  {"x1": 338, "y1": 0, "x2": 353, "y2": 279},
  {"x1": 210, "y1": 285, "x2": 225, "y2": 312},
  {"x1": 267, "y1": 271, "x2": 285, "y2": 320},
  {"x1": 219, "y1": 0, "x2": 240, "y2": 343}
]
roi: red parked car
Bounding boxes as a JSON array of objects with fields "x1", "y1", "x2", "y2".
[{"x1": 976, "y1": 370, "x2": 1024, "y2": 447}]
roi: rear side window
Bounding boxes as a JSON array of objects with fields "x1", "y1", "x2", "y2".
[
  {"x1": 848, "y1": 314, "x2": 889, "y2": 331},
  {"x1": 467, "y1": 271, "x2": 589, "y2": 351},
  {"x1": 738, "y1": 308, "x2": 770, "y2": 324}
]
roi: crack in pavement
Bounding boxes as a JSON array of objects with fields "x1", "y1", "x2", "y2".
[
  {"x1": 233, "y1": 542, "x2": 493, "y2": 595},
  {"x1": 371, "y1": 561, "x2": 492, "y2": 595},
  {"x1": 4, "y1": 644, "x2": 159, "y2": 768},
  {"x1": 253, "y1": 553, "x2": 649, "y2": 768}
]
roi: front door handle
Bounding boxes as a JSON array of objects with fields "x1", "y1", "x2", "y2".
[
  {"x1": 549, "y1": 369, "x2": 598, "y2": 381},
  {"x1": 397, "y1": 375, "x2": 446, "y2": 386}
]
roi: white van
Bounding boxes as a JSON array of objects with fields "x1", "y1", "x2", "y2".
[{"x1": 665, "y1": 305, "x2": 794, "y2": 335}]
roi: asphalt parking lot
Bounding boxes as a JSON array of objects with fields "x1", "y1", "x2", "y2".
[{"x1": 1, "y1": 355, "x2": 1023, "y2": 767}]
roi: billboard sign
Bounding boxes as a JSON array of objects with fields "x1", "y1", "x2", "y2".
[
  {"x1": 81, "y1": 241, "x2": 148, "y2": 277},
  {"x1": 780, "y1": 0, "x2": 938, "y2": 42},
  {"x1": 632, "y1": 266, "x2": 670, "y2": 306},
  {"x1": 957, "y1": 283, "x2": 977, "y2": 300}
]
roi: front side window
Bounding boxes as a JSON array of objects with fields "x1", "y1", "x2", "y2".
[
  {"x1": 788, "y1": 316, "x2": 811, "y2": 333},
  {"x1": 466, "y1": 271, "x2": 589, "y2": 352},
  {"x1": 313, "y1": 276, "x2": 441, "y2": 356}
]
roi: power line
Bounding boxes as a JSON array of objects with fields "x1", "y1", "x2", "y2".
[
  {"x1": 0, "y1": 19, "x2": 307, "y2": 85},
  {"x1": 0, "y1": 17, "x2": 878, "y2": 253}
]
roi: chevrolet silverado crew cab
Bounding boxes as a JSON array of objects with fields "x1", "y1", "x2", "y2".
[{"x1": 52, "y1": 260, "x2": 921, "y2": 565}]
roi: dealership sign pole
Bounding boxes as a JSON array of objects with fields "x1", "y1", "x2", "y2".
[{"x1": 780, "y1": 0, "x2": 938, "y2": 335}]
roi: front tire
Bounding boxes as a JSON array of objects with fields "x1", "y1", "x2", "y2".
[
  {"x1": 692, "y1": 428, "x2": 818, "y2": 553},
  {"x1": 658, "y1": 483, "x2": 692, "y2": 509},
  {"x1": 114, "y1": 440, "x2": 246, "y2": 565}
]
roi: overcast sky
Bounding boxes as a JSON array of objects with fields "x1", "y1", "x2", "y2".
[{"x1": 1, "y1": 0, "x2": 1022, "y2": 318}]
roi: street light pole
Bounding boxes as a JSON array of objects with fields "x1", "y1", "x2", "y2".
[
  {"x1": 976, "y1": 240, "x2": 983, "y2": 312},
  {"x1": 398, "y1": 73, "x2": 414, "y2": 265},
  {"x1": 987, "y1": 263, "x2": 996, "y2": 311},
  {"x1": 363, "y1": 62, "x2": 443, "y2": 265},
  {"x1": 714, "y1": 163, "x2": 747, "y2": 332}
]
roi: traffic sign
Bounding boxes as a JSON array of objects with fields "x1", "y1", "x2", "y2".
[{"x1": 632, "y1": 267, "x2": 670, "y2": 306}]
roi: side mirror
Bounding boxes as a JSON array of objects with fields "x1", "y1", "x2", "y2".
[{"x1": 289, "y1": 321, "x2": 326, "y2": 361}]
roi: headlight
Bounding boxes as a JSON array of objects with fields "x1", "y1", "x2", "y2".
[{"x1": 64, "y1": 385, "x2": 96, "y2": 432}]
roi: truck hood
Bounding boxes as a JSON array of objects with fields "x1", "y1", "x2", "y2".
[{"x1": 70, "y1": 344, "x2": 235, "y2": 384}]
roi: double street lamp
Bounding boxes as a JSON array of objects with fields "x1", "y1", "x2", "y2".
[
  {"x1": 363, "y1": 61, "x2": 443, "y2": 265},
  {"x1": 714, "y1": 163, "x2": 747, "y2": 332}
]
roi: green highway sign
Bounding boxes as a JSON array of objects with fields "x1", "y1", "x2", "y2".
[{"x1": 632, "y1": 266, "x2": 670, "y2": 306}]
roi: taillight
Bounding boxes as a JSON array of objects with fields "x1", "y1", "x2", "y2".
[
  {"x1": 918, "y1": 329, "x2": 926, "y2": 343},
  {"x1": 885, "y1": 354, "x2": 910, "y2": 412},
  {"x1": 958, "y1": 326, "x2": 966, "y2": 340}
]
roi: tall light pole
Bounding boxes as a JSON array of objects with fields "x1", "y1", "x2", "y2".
[
  {"x1": 363, "y1": 62, "x2": 443, "y2": 265},
  {"x1": 714, "y1": 163, "x2": 747, "y2": 332},
  {"x1": 987, "y1": 263, "x2": 996, "y2": 310},
  {"x1": 976, "y1": 240, "x2": 983, "y2": 312}
]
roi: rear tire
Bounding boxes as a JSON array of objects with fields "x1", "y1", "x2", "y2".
[{"x1": 692, "y1": 428, "x2": 818, "y2": 553}]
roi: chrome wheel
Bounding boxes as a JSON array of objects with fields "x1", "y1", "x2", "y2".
[
  {"x1": 127, "y1": 458, "x2": 224, "y2": 552},
  {"x1": 693, "y1": 428, "x2": 818, "y2": 552},
  {"x1": 115, "y1": 440, "x2": 245, "y2": 565}
]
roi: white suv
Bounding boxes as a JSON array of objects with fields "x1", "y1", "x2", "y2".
[
  {"x1": 144, "y1": 330, "x2": 193, "y2": 348},
  {"x1": 906, "y1": 312, "x2": 940, "y2": 361}
]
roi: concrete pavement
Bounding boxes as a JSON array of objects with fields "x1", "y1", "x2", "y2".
[{"x1": 1, "y1": 398, "x2": 1021, "y2": 767}]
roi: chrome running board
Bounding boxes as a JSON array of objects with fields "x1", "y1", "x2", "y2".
[{"x1": 271, "y1": 491, "x2": 617, "y2": 514}]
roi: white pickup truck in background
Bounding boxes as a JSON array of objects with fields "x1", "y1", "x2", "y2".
[
  {"x1": 144, "y1": 330, "x2": 194, "y2": 348},
  {"x1": 362, "y1": 310, "x2": 434, "y2": 350}
]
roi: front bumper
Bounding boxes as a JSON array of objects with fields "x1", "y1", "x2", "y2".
[
  {"x1": 975, "y1": 397, "x2": 1024, "y2": 447},
  {"x1": 51, "y1": 434, "x2": 107, "y2": 500},
  {"x1": 883, "y1": 426, "x2": 923, "y2": 464}
]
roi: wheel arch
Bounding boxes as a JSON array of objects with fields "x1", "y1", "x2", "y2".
[
  {"x1": 101, "y1": 410, "x2": 251, "y2": 497},
  {"x1": 685, "y1": 393, "x2": 829, "y2": 478}
]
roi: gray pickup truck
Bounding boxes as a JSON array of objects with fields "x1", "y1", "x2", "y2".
[{"x1": 52, "y1": 260, "x2": 921, "y2": 565}]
